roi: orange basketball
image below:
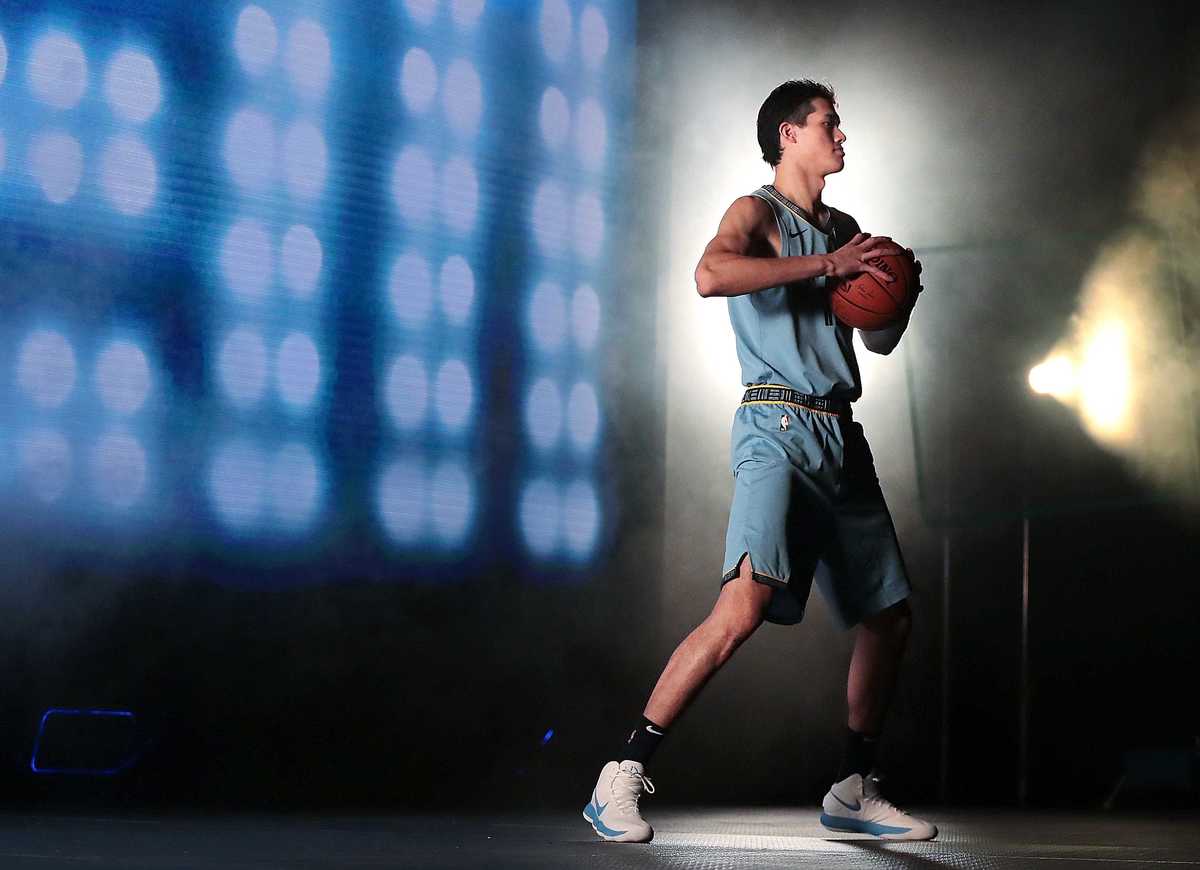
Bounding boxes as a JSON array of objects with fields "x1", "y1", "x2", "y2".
[{"x1": 831, "y1": 250, "x2": 917, "y2": 330}]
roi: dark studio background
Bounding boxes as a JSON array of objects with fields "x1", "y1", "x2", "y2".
[{"x1": 0, "y1": 0, "x2": 1198, "y2": 816}]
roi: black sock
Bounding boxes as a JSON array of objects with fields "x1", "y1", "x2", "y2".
[
  {"x1": 837, "y1": 728, "x2": 879, "y2": 781},
  {"x1": 621, "y1": 716, "x2": 667, "y2": 767}
]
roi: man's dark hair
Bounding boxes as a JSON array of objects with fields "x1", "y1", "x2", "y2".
[{"x1": 757, "y1": 80, "x2": 836, "y2": 166}]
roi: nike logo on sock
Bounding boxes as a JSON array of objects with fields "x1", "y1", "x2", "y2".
[{"x1": 646, "y1": 725, "x2": 663, "y2": 736}]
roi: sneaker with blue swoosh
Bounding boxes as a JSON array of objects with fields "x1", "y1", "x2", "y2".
[
  {"x1": 820, "y1": 772, "x2": 937, "y2": 840},
  {"x1": 582, "y1": 760, "x2": 655, "y2": 843}
]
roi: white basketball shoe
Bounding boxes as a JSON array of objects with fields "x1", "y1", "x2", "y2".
[
  {"x1": 820, "y1": 772, "x2": 938, "y2": 840},
  {"x1": 582, "y1": 760, "x2": 656, "y2": 843}
]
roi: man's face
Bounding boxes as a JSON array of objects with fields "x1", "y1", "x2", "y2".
[{"x1": 779, "y1": 97, "x2": 846, "y2": 175}]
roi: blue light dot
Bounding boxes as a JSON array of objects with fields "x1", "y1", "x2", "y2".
[
  {"x1": 276, "y1": 332, "x2": 321, "y2": 410},
  {"x1": 442, "y1": 58, "x2": 482, "y2": 136},
  {"x1": 579, "y1": 7, "x2": 609, "y2": 68},
  {"x1": 539, "y1": 87, "x2": 570, "y2": 149},
  {"x1": 434, "y1": 359, "x2": 473, "y2": 432},
  {"x1": 377, "y1": 456, "x2": 426, "y2": 543},
  {"x1": 282, "y1": 119, "x2": 328, "y2": 201},
  {"x1": 530, "y1": 180, "x2": 568, "y2": 256},
  {"x1": 28, "y1": 130, "x2": 83, "y2": 204},
  {"x1": 567, "y1": 381, "x2": 600, "y2": 451},
  {"x1": 209, "y1": 439, "x2": 267, "y2": 529},
  {"x1": 384, "y1": 354, "x2": 429, "y2": 430},
  {"x1": 223, "y1": 108, "x2": 275, "y2": 192},
  {"x1": 91, "y1": 430, "x2": 146, "y2": 509},
  {"x1": 438, "y1": 255, "x2": 475, "y2": 326},
  {"x1": 451, "y1": 0, "x2": 486, "y2": 28},
  {"x1": 440, "y1": 156, "x2": 478, "y2": 234},
  {"x1": 234, "y1": 6, "x2": 278, "y2": 75},
  {"x1": 575, "y1": 98, "x2": 607, "y2": 170},
  {"x1": 280, "y1": 225, "x2": 323, "y2": 298},
  {"x1": 217, "y1": 326, "x2": 268, "y2": 408},
  {"x1": 285, "y1": 19, "x2": 331, "y2": 102},
  {"x1": 18, "y1": 330, "x2": 76, "y2": 409},
  {"x1": 270, "y1": 442, "x2": 321, "y2": 530},
  {"x1": 430, "y1": 460, "x2": 473, "y2": 546},
  {"x1": 528, "y1": 281, "x2": 567, "y2": 353},
  {"x1": 94, "y1": 340, "x2": 151, "y2": 414},
  {"x1": 220, "y1": 218, "x2": 274, "y2": 302},
  {"x1": 400, "y1": 48, "x2": 437, "y2": 114},
  {"x1": 572, "y1": 284, "x2": 600, "y2": 351},
  {"x1": 563, "y1": 479, "x2": 600, "y2": 559},
  {"x1": 20, "y1": 428, "x2": 71, "y2": 504},
  {"x1": 520, "y1": 478, "x2": 560, "y2": 556},
  {"x1": 28, "y1": 31, "x2": 88, "y2": 110},
  {"x1": 100, "y1": 134, "x2": 157, "y2": 215},
  {"x1": 526, "y1": 377, "x2": 563, "y2": 450},
  {"x1": 391, "y1": 145, "x2": 435, "y2": 225},
  {"x1": 389, "y1": 251, "x2": 434, "y2": 328},
  {"x1": 104, "y1": 49, "x2": 161, "y2": 123},
  {"x1": 539, "y1": 0, "x2": 572, "y2": 63},
  {"x1": 574, "y1": 191, "x2": 605, "y2": 260},
  {"x1": 403, "y1": 0, "x2": 438, "y2": 26},
  {"x1": 541, "y1": 728, "x2": 554, "y2": 745}
]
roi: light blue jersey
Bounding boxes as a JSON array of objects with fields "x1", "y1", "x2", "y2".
[
  {"x1": 728, "y1": 185, "x2": 862, "y2": 401},
  {"x1": 719, "y1": 186, "x2": 911, "y2": 628}
]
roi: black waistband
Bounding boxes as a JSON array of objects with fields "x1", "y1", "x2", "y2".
[{"x1": 740, "y1": 385, "x2": 850, "y2": 416}]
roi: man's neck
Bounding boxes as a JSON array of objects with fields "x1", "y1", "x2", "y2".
[{"x1": 771, "y1": 163, "x2": 827, "y2": 218}]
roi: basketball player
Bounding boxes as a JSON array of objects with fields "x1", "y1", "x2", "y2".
[{"x1": 582, "y1": 80, "x2": 936, "y2": 842}]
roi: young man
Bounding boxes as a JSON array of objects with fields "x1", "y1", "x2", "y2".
[{"x1": 582, "y1": 80, "x2": 936, "y2": 843}]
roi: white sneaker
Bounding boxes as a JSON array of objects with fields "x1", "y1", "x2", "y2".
[
  {"x1": 820, "y1": 772, "x2": 937, "y2": 840},
  {"x1": 582, "y1": 760, "x2": 656, "y2": 843}
]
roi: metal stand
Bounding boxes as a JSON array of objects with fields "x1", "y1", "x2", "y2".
[{"x1": 1019, "y1": 515, "x2": 1030, "y2": 807}]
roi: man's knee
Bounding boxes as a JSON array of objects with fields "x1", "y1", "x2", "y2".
[
  {"x1": 709, "y1": 556, "x2": 772, "y2": 655},
  {"x1": 864, "y1": 598, "x2": 912, "y2": 646}
]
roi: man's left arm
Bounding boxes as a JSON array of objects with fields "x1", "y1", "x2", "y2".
[
  {"x1": 858, "y1": 250, "x2": 921, "y2": 355},
  {"x1": 836, "y1": 212, "x2": 922, "y2": 355}
]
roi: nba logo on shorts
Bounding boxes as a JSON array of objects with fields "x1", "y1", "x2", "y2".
[{"x1": 780, "y1": 414, "x2": 789, "y2": 432}]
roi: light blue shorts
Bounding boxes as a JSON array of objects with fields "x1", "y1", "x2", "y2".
[{"x1": 721, "y1": 401, "x2": 912, "y2": 628}]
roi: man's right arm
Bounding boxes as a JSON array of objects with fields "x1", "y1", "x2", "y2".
[{"x1": 694, "y1": 196, "x2": 898, "y2": 298}]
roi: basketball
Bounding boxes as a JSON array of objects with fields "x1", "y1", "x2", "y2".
[{"x1": 831, "y1": 250, "x2": 918, "y2": 330}]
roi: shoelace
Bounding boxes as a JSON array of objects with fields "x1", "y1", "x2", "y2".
[
  {"x1": 612, "y1": 768, "x2": 655, "y2": 813},
  {"x1": 862, "y1": 773, "x2": 909, "y2": 817}
]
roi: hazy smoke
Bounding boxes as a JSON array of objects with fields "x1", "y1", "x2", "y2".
[{"x1": 1045, "y1": 114, "x2": 1200, "y2": 505}]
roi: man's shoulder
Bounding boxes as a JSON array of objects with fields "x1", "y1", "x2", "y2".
[
  {"x1": 731, "y1": 191, "x2": 773, "y2": 214},
  {"x1": 721, "y1": 192, "x2": 775, "y2": 231}
]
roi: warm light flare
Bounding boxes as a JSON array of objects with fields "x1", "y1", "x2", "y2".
[
  {"x1": 1079, "y1": 320, "x2": 1132, "y2": 440},
  {"x1": 1028, "y1": 354, "x2": 1075, "y2": 398},
  {"x1": 1032, "y1": 319, "x2": 1134, "y2": 444}
]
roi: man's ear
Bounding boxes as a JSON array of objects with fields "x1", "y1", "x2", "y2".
[{"x1": 778, "y1": 121, "x2": 797, "y2": 154}]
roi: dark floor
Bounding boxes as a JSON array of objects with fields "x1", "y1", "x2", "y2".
[{"x1": 1, "y1": 807, "x2": 1198, "y2": 868}]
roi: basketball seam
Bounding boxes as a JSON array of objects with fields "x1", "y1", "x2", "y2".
[
  {"x1": 835, "y1": 290, "x2": 893, "y2": 315},
  {"x1": 833, "y1": 293, "x2": 894, "y2": 328}
]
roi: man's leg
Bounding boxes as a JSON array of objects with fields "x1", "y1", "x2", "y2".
[
  {"x1": 582, "y1": 555, "x2": 774, "y2": 843},
  {"x1": 820, "y1": 598, "x2": 935, "y2": 840},
  {"x1": 837, "y1": 598, "x2": 912, "y2": 781},
  {"x1": 643, "y1": 553, "x2": 775, "y2": 728},
  {"x1": 847, "y1": 598, "x2": 912, "y2": 735}
]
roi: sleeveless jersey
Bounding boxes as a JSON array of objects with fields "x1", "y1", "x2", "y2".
[{"x1": 727, "y1": 185, "x2": 862, "y2": 401}]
